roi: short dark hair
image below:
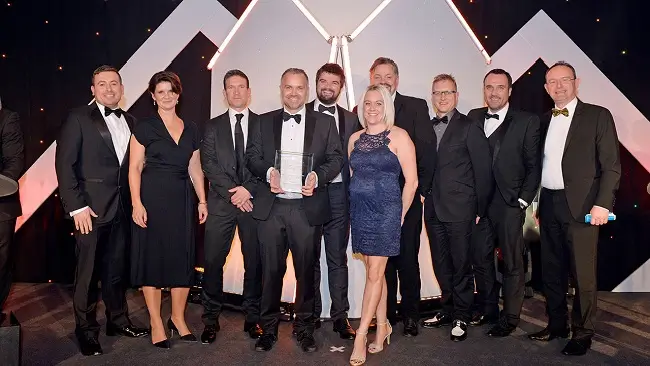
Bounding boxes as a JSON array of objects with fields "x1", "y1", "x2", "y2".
[
  {"x1": 484, "y1": 68, "x2": 512, "y2": 88},
  {"x1": 546, "y1": 60, "x2": 577, "y2": 79},
  {"x1": 223, "y1": 69, "x2": 250, "y2": 89},
  {"x1": 147, "y1": 71, "x2": 183, "y2": 95},
  {"x1": 432, "y1": 73, "x2": 457, "y2": 90},
  {"x1": 369, "y1": 57, "x2": 399, "y2": 76},
  {"x1": 316, "y1": 63, "x2": 345, "y2": 86},
  {"x1": 281, "y1": 68, "x2": 309, "y2": 82},
  {"x1": 92, "y1": 65, "x2": 122, "y2": 85}
]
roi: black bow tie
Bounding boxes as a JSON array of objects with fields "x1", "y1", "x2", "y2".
[
  {"x1": 432, "y1": 115, "x2": 448, "y2": 125},
  {"x1": 283, "y1": 111, "x2": 301, "y2": 123},
  {"x1": 318, "y1": 104, "x2": 335, "y2": 114},
  {"x1": 485, "y1": 112, "x2": 499, "y2": 120},
  {"x1": 105, "y1": 107, "x2": 124, "y2": 118}
]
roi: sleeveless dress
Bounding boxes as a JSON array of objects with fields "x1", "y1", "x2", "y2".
[
  {"x1": 130, "y1": 116, "x2": 199, "y2": 288},
  {"x1": 349, "y1": 130, "x2": 402, "y2": 257}
]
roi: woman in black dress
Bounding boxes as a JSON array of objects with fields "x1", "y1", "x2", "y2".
[{"x1": 129, "y1": 71, "x2": 208, "y2": 347}]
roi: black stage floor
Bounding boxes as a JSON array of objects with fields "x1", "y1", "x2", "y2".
[{"x1": 3, "y1": 284, "x2": 650, "y2": 365}]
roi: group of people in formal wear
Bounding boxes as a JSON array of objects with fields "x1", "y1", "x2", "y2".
[{"x1": 0, "y1": 55, "x2": 620, "y2": 365}]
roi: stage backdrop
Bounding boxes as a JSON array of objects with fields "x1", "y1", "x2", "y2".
[{"x1": 3, "y1": 0, "x2": 650, "y2": 318}]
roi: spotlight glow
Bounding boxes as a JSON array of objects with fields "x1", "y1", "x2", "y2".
[
  {"x1": 444, "y1": 0, "x2": 491, "y2": 64},
  {"x1": 291, "y1": 0, "x2": 331, "y2": 41},
  {"x1": 207, "y1": 0, "x2": 260, "y2": 70}
]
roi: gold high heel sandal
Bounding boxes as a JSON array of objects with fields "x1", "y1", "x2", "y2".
[
  {"x1": 368, "y1": 322, "x2": 392, "y2": 354},
  {"x1": 349, "y1": 331, "x2": 368, "y2": 366}
]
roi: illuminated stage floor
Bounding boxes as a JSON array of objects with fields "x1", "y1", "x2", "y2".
[{"x1": 4, "y1": 284, "x2": 650, "y2": 365}]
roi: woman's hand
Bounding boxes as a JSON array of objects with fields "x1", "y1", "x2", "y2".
[
  {"x1": 198, "y1": 203, "x2": 208, "y2": 224},
  {"x1": 132, "y1": 202, "x2": 148, "y2": 228}
]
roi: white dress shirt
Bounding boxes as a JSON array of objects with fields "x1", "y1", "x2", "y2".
[
  {"x1": 484, "y1": 103, "x2": 509, "y2": 137},
  {"x1": 541, "y1": 97, "x2": 578, "y2": 190},
  {"x1": 71, "y1": 102, "x2": 131, "y2": 216},
  {"x1": 313, "y1": 100, "x2": 343, "y2": 183},
  {"x1": 228, "y1": 107, "x2": 249, "y2": 150}
]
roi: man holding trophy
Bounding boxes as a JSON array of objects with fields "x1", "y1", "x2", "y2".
[{"x1": 245, "y1": 68, "x2": 343, "y2": 353}]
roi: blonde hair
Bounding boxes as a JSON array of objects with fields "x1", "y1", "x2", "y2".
[{"x1": 357, "y1": 84, "x2": 395, "y2": 129}]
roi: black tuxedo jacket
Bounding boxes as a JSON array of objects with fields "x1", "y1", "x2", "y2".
[
  {"x1": 306, "y1": 100, "x2": 361, "y2": 188},
  {"x1": 539, "y1": 100, "x2": 620, "y2": 220},
  {"x1": 55, "y1": 103, "x2": 135, "y2": 224},
  {"x1": 0, "y1": 108, "x2": 24, "y2": 221},
  {"x1": 245, "y1": 108, "x2": 344, "y2": 225},
  {"x1": 427, "y1": 109, "x2": 493, "y2": 222},
  {"x1": 201, "y1": 110, "x2": 262, "y2": 216},
  {"x1": 468, "y1": 107, "x2": 541, "y2": 207},
  {"x1": 353, "y1": 92, "x2": 433, "y2": 196}
]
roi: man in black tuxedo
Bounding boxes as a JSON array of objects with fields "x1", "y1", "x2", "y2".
[
  {"x1": 467, "y1": 69, "x2": 541, "y2": 336},
  {"x1": 307, "y1": 63, "x2": 360, "y2": 340},
  {"x1": 359, "y1": 57, "x2": 431, "y2": 337},
  {"x1": 246, "y1": 68, "x2": 343, "y2": 353},
  {"x1": 0, "y1": 105, "x2": 24, "y2": 324},
  {"x1": 200, "y1": 69, "x2": 263, "y2": 344},
  {"x1": 528, "y1": 61, "x2": 620, "y2": 356},
  {"x1": 55, "y1": 66, "x2": 148, "y2": 356},
  {"x1": 421, "y1": 74, "x2": 492, "y2": 342}
]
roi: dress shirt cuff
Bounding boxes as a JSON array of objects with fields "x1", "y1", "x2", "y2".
[
  {"x1": 266, "y1": 167, "x2": 274, "y2": 183},
  {"x1": 518, "y1": 198, "x2": 529, "y2": 209},
  {"x1": 70, "y1": 206, "x2": 89, "y2": 217}
]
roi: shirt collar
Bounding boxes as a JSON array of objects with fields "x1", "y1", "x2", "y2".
[
  {"x1": 488, "y1": 103, "x2": 509, "y2": 121},
  {"x1": 283, "y1": 105, "x2": 306, "y2": 120},
  {"x1": 228, "y1": 107, "x2": 249, "y2": 122},
  {"x1": 314, "y1": 99, "x2": 337, "y2": 112},
  {"x1": 436, "y1": 108, "x2": 455, "y2": 122},
  {"x1": 555, "y1": 97, "x2": 578, "y2": 116}
]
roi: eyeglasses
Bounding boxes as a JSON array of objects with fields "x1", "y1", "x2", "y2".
[
  {"x1": 432, "y1": 90, "x2": 457, "y2": 97},
  {"x1": 546, "y1": 77, "x2": 575, "y2": 86}
]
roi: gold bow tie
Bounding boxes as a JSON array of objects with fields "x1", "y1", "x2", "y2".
[{"x1": 552, "y1": 108, "x2": 569, "y2": 117}]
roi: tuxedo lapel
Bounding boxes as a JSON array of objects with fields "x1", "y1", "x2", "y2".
[
  {"x1": 336, "y1": 105, "x2": 346, "y2": 142},
  {"x1": 273, "y1": 111, "x2": 283, "y2": 152},
  {"x1": 394, "y1": 92, "x2": 405, "y2": 120},
  {"x1": 303, "y1": 109, "x2": 316, "y2": 153},
  {"x1": 90, "y1": 105, "x2": 118, "y2": 162},
  {"x1": 491, "y1": 111, "x2": 515, "y2": 164},
  {"x1": 563, "y1": 100, "x2": 583, "y2": 154},
  {"x1": 217, "y1": 114, "x2": 236, "y2": 168},
  {"x1": 438, "y1": 109, "x2": 459, "y2": 149}
]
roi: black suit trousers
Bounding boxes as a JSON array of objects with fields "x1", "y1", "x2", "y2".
[
  {"x1": 313, "y1": 182, "x2": 350, "y2": 320},
  {"x1": 539, "y1": 188, "x2": 598, "y2": 339},
  {"x1": 424, "y1": 198, "x2": 473, "y2": 322},
  {"x1": 73, "y1": 208, "x2": 129, "y2": 336},
  {"x1": 258, "y1": 199, "x2": 319, "y2": 335},
  {"x1": 201, "y1": 210, "x2": 262, "y2": 326},
  {"x1": 0, "y1": 219, "x2": 16, "y2": 311},
  {"x1": 386, "y1": 199, "x2": 422, "y2": 321}
]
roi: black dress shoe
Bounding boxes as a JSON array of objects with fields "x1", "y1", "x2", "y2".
[
  {"x1": 450, "y1": 320, "x2": 468, "y2": 342},
  {"x1": 255, "y1": 333, "x2": 277, "y2": 352},
  {"x1": 403, "y1": 317, "x2": 419, "y2": 337},
  {"x1": 244, "y1": 323, "x2": 263, "y2": 339},
  {"x1": 201, "y1": 325, "x2": 219, "y2": 344},
  {"x1": 167, "y1": 318, "x2": 198, "y2": 342},
  {"x1": 106, "y1": 323, "x2": 150, "y2": 337},
  {"x1": 486, "y1": 322, "x2": 516, "y2": 337},
  {"x1": 77, "y1": 335, "x2": 103, "y2": 356},
  {"x1": 422, "y1": 313, "x2": 453, "y2": 328},
  {"x1": 315, "y1": 319, "x2": 321, "y2": 329},
  {"x1": 333, "y1": 318, "x2": 356, "y2": 340},
  {"x1": 527, "y1": 326, "x2": 570, "y2": 342},
  {"x1": 469, "y1": 313, "x2": 499, "y2": 327},
  {"x1": 562, "y1": 338, "x2": 592, "y2": 356},
  {"x1": 297, "y1": 331, "x2": 317, "y2": 353}
]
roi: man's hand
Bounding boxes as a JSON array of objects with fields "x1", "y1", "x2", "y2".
[
  {"x1": 73, "y1": 208, "x2": 98, "y2": 235},
  {"x1": 229, "y1": 186, "x2": 251, "y2": 206},
  {"x1": 269, "y1": 169, "x2": 284, "y2": 194},
  {"x1": 301, "y1": 172, "x2": 317, "y2": 196},
  {"x1": 589, "y1": 205, "x2": 609, "y2": 226},
  {"x1": 238, "y1": 199, "x2": 254, "y2": 213}
]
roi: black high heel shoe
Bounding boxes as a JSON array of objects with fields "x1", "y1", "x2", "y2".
[
  {"x1": 167, "y1": 318, "x2": 198, "y2": 342},
  {"x1": 153, "y1": 339, "x2": 171, "y2": 349}
]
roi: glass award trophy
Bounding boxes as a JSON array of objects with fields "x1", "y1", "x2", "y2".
[{"x1": 274, "y1": 150, "x2": 314, "y2": 193}]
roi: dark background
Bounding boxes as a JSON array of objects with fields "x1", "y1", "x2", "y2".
[{"x1": 0, "y1": 0, "x2": 648, "y2": 290}]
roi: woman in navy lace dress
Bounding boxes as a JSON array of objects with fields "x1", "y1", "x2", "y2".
[{"x1": 348, "y1": 84, "x2": 418, "y2": 365}]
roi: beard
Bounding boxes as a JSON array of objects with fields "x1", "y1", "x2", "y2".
[{"x1": 317, "y1": 89, "x2": 340, "y2": 105}]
